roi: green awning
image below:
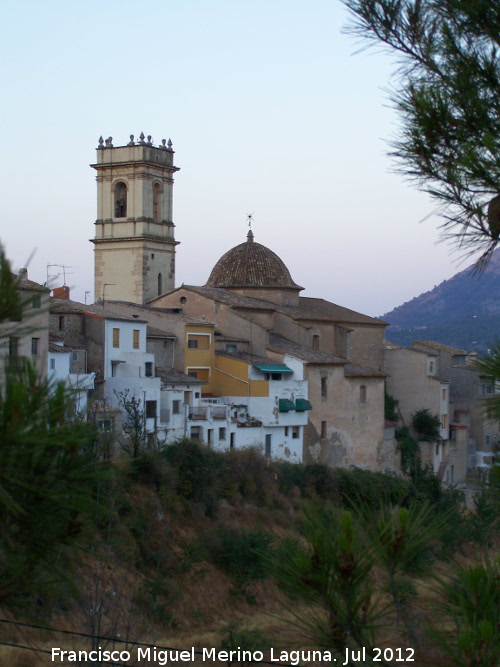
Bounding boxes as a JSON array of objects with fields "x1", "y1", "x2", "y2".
[
  {"x1": 279, "y1": 399, "x2": 296, "y2": 412},
  {"x1": 254, "y1": 364, "x2": 293, "y2": 374},
  {"x1": 295, "y1": 399, "x2": 312, "y2": 411}
]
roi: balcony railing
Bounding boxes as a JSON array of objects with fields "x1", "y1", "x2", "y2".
[{"x1": 188, "y1": 404, "x2": 230, "y2": 422}]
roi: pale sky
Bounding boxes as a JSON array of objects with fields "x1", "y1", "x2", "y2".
[{"x1": 0, "y1": 0, "x2": 474, "y2": 317}]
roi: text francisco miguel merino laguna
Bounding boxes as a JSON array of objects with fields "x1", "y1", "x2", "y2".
[{"x1": 52, "y1": 646, "x2": 416, "y2": 664}]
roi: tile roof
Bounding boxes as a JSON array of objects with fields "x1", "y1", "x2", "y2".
[
  {"x1": 268, "y1": 333, "x2": 347, "y2": 365},
  {"x1": 344, "y1": 363, "x2": 387, "y2": 378},
  {"x1": 215, "y1": 349, "x2": 275, "y2": 366},
  {"x1": 294, "y1": 297, "x2": 388, "y2": 326},
  {"x1": 413, "y1": 340, "x2": 467, "y2": 355},
  {"x1": 155, "y1": 367, "x2": 205, "y2": 385},
  {"x1": 206, "y1": 233, "x2": 303, "y2": 290},
  {"x1": 147, "y1": 325, "x2": 176, "y2": 338}
]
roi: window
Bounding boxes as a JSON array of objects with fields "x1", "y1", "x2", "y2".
[
  {"x1": 114, "y1": 181, "x2": 127, "y2": 218},
  {"x1": 158, "y1": 273, "x2": 162, "y2": 296},
  {"x1": 145, "y1": 400, "x2": 157, "y2": 418},
  {"x1": 230, "y1": 432, "x2": 235, "y2": 449},
  {"x1": 31, "y1": 338, "x2": 39, "y2": 356},
  {"x1": 72, "y1": 351, "x2": 78, "y2": 362},
  {"x1": 284, "y1": 426, "x2": 289, "y2": 437},
  {"x1": 207, "y1": 429, "x2": 213, "y2": 446},
  {"x1": 145, "y1": 362, "x2": 153, "y2": 377},
  {"x1": 265, "y1": 373, "x2": 282, "y2": 381},
  {"x1": 429, "y1": 361, "x2": 435, "y2": 374},
  {"x1": 226, "y1": 343, "x2": 238, "y2": 353},
  {"x1": 219, "y1": 427, "x2": 226, "y2": 441},
  {"x1": 9, "y1": 337, "x2": 19, "y2": 357},
  {"x1": 190, "y1": 426, "x2": 202, "y2": 440},
  {"x1": 312, "y1": 334, "x2": 320, "y2": 351},
  {"x1": 292, "y1": 426, "x2": 300, "y2": 439},
  {"x1": 112, "y1": 328, "x2": 120, "y2": 348},
  {"x1": 188, "y1": 339, "x2": 198, "y2": 349},
  {"x1": 321, "y1": 377, "x2": 327, "y2": 401},
  {"x1": 360, "y1": 385, "x2": 367, "y2": 404},
  {"x1": 188, "y1": 371, "x2": 198, "y2": 378},
  {"x1": 265, "y1": 434, "x2": 272, "y2": 458},
  {"x1": 99, "y1": 419, "x2": 112, "y2": 432},
  {"x1": 172, "y1": 400, "x2": 181, "y2": 415},
  {"x1": 435, "y1": 443, "x2": 439, "y2": 456},
  {"x1": 442, "y1": 388, "x2": 447, "y2": 400},
  {"x1": 441, "y1": 414, "x2": 447, "y2": 429},
  {"x1": 321, "y1": 421, "x2": 327, "y2": 438},
  {"x1": 59, "y1": 316, "x2": 65, "y2": 331},
  {"x1": 486, "y1": 434, "x2": 491, "y2": 446},
  {"x1": 133, "y1": 329, "x2": 140, "y2": 349},
  {"x1": 50, "y1": 358, "x2": 55, "y2": 370},
  {"x1": 32, "y1": 295, "x2": 41, "y2": 308}
]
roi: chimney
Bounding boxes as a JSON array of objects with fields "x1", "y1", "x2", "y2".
[
  {"x1": 18, "y1": 268, "x2": 28, "y2": 281},
  {"x1": 52, "y1": 285, "x2": 70, "y2": 300}
]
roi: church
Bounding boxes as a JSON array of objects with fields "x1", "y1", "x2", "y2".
[{"x1": 90, "y1": 134, "x2": 398, "y2": 471}]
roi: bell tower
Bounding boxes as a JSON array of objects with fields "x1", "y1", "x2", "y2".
[{"x1": 91, "y1": 133, "x2": 180, "y2": 304}]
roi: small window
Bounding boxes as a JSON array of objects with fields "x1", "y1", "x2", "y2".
[
  {"x1": 312, "y1": 334, "x2": 320, "y2": 351},
  {"x1": 321, "y1": 421, "x2": 327, "y2": 438},
  {"x1": 50, "y1": 358, "x2": 56, "y2": 370},
  {"x1": 59, "y1": 316, "x2": 65, "y2": 331},
  {"x1": 429, "y1": 361, "x2": 435, "y2": 374},
  {"x1": 172, "y1": 400, "x2": 181, "y2": 415},
  {"x1": 195, "y1": 392, "x2": 200, "y2": 398},
  {"x1": 360, "y1": 385, "x2": 367, "y2": 404},
  {"x1": 158, "y1": 273, "x2": 162, "y2": 296},
  {"x1": 442, "y1": 388, "x2": 447, "y2": 400},
  {"x1": 112, "y1": 328, "x2": 120, "y2": 348},
  {"x1": 133, "y1": 329, "x2": 140, "y2": 349},
  {"x1": 188, "y1": 371, "x2": 198, "y2": 378},
  {"x1": 226, "y1": 343, "x2": 237, "y2": 353},
  {"x1": 230, "y1": 432, "x2": 235, "y2": 448},
  {"x1": 292, "y1": 426, "x2": 300, "y2": 439},
  {"x1": 284, "y1": 426, "x2": 289, "y2": 437},
  {"x1": 32, "y1": 295, "x2": 41, "y2": 308},
  {"x1": 265, "y1": 373, "x2": 282, "y2": 381},
  {"x1": 219, "y1": 427, "x2": 226, "y2": 441},
  {"x1": 99, "y1": 419, "x2": 112, "y2": 432},
  {"x1": 145, "y1": 362, "x2": 153, "y2": 377},
  {"x1": 31, "y1": 338, "x2": 40, "y2": 356},
  {"x1": 321, "y1": 377, "x2": 327, "y2": 401},
  {"x1": 188, "y1": 339, "x2": 198, "y2": 349},
  {"x1": 153, "y1": 182, "x2": 162, "y2": 222},
  {"x1": 441, "y1": 414, "x2": 447, "y2": 429},
  {"x1": 180, "y1": 296, "x2": 187, "y2": 304},
  {"x1": 486, "y1": 434, "x2": 491, "y2": 446},
  {"x1": 207, "y1": 428, "x2": 213, "y2": 445},
  {"x1": 435, "y1": 443, "x2": 439, "y2": 456},
  {"x1": 145, "y1": 400, "x2": 157, "y2": 418},
  {"x1": 72, "y1": 351, "x2": 78, "y2": 362}
]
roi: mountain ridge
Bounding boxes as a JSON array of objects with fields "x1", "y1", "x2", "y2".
[{"x1": 381, "y1": 251, "x2": 500, "y2": 352}]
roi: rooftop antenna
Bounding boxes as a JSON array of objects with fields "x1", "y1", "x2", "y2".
[{"x1": 85, "y1": 291, "x2": 91, "y2": 305}]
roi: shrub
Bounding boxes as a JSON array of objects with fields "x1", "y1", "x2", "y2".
[{"x1": 204, "y1": 526, "x2": 274, "y2": 583}]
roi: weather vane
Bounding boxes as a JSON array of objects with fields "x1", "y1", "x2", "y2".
[{"x1": 246, "y1": 212, "x2": 254, "y2": 229}]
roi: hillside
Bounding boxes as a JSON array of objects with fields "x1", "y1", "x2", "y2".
[{"x1": 382, "y1": 250, "x2": 500, "y2": 352}]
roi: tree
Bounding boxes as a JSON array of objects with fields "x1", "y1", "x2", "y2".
[
  {"x1": 0, "y1": 246, "x2": 104, "y2": 610},
  {"x1": 412, "y1": 408, "x2": 442, "y2": 442},
  {"x1": 342, "y1": 0, "x2": 500, "y2": 268}
]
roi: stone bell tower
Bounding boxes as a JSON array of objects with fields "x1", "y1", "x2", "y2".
[{"x1": 91, "y1": 133, "x2": 180, "y2": 304}]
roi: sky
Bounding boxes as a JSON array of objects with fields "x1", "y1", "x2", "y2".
[{"x1": 0, "y1": 0, "x2": 478, "y2": 317}]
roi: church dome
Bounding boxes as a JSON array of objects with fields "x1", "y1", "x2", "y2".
[{"x1": 206, "y1": 230, "x2": 302, "y2": 289}]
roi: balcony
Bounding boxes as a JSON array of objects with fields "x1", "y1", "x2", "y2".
[{"x1": 188, "y1": 404, "x2": 230, "y2": 422}]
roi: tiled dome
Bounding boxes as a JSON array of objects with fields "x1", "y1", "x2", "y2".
[{"x1": 206, "y1": 231, "x2": 302, "y2": 289}]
